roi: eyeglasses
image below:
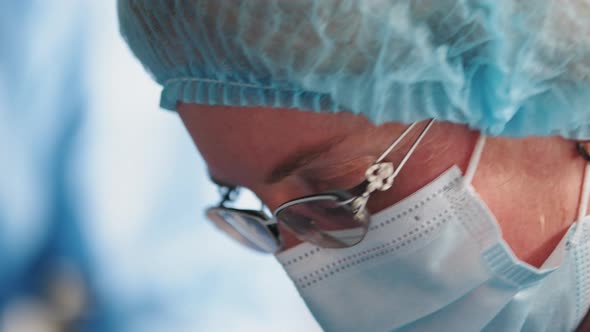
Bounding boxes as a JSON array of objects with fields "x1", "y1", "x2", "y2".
[{"x1": 206, "y1": 120, "x2": 435, "y2": 253}]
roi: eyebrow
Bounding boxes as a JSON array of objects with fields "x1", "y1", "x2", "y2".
[{"x1": 265, "y1": 137, "x2": 345, "y2": 184}]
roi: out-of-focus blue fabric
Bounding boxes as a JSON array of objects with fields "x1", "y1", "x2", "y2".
[
  {"x1": 0, "y1": 1, "x2": 108, "y2": 330},
  {"x1": 118, "y1": 0, "x2": 590, "y2": 139},
  {"x1": 0, "y1": 3, "x2": 322, "y2": 331}
]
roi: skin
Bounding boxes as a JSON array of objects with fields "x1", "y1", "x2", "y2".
[{"x1": 179, "y1": 103, "x2": 587, "y2": 269}]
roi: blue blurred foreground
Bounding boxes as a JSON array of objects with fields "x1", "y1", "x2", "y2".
[{"x1": 0, "y1": 1, "x2": 319, "y2": 331}]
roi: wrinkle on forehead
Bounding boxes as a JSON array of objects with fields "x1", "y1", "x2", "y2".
[
  {"x1": 265, "y1": 135, "x2": 348, "y2": 184},
  {"x1": 178, "y1": 104, "x2": 372, "y2": 187}
]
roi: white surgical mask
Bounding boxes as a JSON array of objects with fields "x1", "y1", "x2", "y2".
[{"x1": 276, "y1": 135, "x2": 590, "y2": 332}]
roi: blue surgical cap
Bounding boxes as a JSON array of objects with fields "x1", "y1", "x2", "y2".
[{"x1": 118, "y1": 0, "x2": 590, "y2": 139}]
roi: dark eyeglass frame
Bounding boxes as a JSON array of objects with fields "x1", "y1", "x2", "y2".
[{"x1": 206, "y1": 120, "x2": 435, "y2": 253}]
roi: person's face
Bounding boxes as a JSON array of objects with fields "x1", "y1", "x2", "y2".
[{"x1": 178, "y1": 103, "x2": 477, "y2": 250}]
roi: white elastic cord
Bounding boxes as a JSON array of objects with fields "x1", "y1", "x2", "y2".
[
  {"x1": 392, "y1": 120, "x2": 435, "y2": 178},
  {"x1": 464, "y1": 133, "x2": 487, "y2": 185},
  {"x1": 375, "y1": 122, "x2": 419, "y2": 164},
  {"x1": 571, "y1": 162, "x2": 590, "y2": 245}
]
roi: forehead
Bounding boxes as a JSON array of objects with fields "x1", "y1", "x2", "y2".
[{"x1": 178, "y1": 104, "x2": 372, "y2": 187}]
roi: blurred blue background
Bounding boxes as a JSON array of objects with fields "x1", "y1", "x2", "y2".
[{"x1": 0, "y1": 1, "x2": 320, "y2": 331}]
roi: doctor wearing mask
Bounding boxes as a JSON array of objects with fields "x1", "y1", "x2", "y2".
[{"x1": 118, "y1": 1, "x2": 590, "y2": 331}]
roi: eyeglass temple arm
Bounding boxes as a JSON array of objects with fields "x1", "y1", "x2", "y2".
[
  {"x1": 375, "y1": 119, "x2": 435, "y2": 166},
  {"x1": 340, "y1": 119, "x2": 435, "y2": 206},
  {"x1": 391, "y1": 119, "x2": 435, "y2": 178}
]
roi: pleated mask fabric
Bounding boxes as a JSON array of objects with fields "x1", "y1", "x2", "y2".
[{"x1": 118, "y1": 0, "x2": 590, "y2": 139}]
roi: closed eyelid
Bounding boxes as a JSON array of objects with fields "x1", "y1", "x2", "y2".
[
  {"x1": 265, "y1": 136, "x2": 348, "y2": 184},
  {"x1": 304, "y1": 155, "x2": 375, "y2": 178},
  {"x1": 301, "y1": 155, "x2": 375, "y2": 190}
]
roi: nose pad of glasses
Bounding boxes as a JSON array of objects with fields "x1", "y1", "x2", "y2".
[
  {"x1": 206, "y1": 207, "x2": 281, "y2": 253},
  {"x1": 275, "y1": 191, "x2": 371, "y2": 249}
]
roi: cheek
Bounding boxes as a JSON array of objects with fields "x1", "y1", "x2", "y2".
[{"x1": 277, "y1": 223, "x2": 304, "y2": 251}]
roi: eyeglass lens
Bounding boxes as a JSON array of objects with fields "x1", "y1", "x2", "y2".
[
  {"x1": 207, "y1": 208, "x2": 280, "y2": 253},
  {"x1": 275, "y1": 194, "x2": 370, "y2": 248}
]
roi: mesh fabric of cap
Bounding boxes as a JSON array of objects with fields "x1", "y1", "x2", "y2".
[{"x1": 118, "y1": 0, "x2": 590, "y2": 139}]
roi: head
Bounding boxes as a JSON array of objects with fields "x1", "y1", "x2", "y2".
[{"x1": 117, "y1": 0, "x2": 590, "y2": 264}]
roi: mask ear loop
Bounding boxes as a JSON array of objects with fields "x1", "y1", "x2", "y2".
[
  {"x1": 570, "y1": 143, "x2": 590, "y2": 246},
  {"x1": 464, "y1": 133, "x2": 487, "y2": 186}
]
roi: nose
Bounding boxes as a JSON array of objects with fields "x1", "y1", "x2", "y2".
[{"x1": 254, "y1": 180, "x2": 312, "y2": 251}]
